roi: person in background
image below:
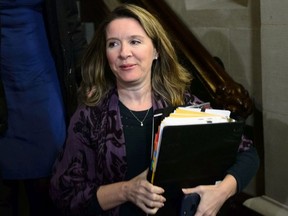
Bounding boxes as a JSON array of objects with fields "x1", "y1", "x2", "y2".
[
  {"x1": 50, "y1": 4, "x2": 259, "y2": 216},
  {"x1": 0, "y1": 0, "x2": 87, "y2": 215}
]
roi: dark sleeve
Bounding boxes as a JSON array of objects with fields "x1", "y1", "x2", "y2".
[
  {"x1": 43, "y1": 0, "x2": 88, "y2": 120},
  {"x1": 85, "y1": 188, "x2": 104, "y2": 215},
  {"x1": 226, "y1": 137, "x2": 260, "y2": 192},
  {"x1": 63, "y1": 0, "x2": 88, "y2": 83}
]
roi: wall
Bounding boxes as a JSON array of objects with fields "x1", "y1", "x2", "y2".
[{"x1": 260, "y1": 0, "x2": 288, "y2": 206}]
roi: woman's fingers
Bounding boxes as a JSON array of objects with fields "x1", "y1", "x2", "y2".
[{"x1": 128, "y1": 176, "x2": 166, "y2": 214}]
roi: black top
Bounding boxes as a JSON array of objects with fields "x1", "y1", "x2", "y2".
[{"x1": 119, "y1": 101, "x2": 153, "y2": 216}]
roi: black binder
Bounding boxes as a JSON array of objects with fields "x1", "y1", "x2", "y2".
[{"x1": 147, "y1": 108, "x2": 244, "y2": 216}]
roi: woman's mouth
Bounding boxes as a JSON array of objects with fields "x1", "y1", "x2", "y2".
[{"x1": 119, "y1": 64, "x2": 135, "y2": 70}]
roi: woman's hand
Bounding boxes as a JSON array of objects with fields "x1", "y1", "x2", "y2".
[
  {"x1": 124, "y1": 169, "x2": 166, "y2": 214},
  {"x1": 96, "y1": 169, "x2": 165, "y2": 214},
  {"x1": 182, "y1": 174, "x2": 237, "y2": 216}
]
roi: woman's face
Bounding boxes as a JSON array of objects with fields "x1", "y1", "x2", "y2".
[{"x1": 105, "y1": 17, "x2": 157, "y2": 88}]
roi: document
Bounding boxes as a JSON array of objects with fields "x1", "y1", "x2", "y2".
[
  {"x1": 147, "y1": 105, "x2": 244, "y2": 215},
  {"x1": 149, "y1": 106, "x2": 237, "y2": 184}
]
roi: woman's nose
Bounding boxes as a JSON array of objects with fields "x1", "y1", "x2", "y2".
[{"x1": 119, "y1": 43, "x2": 132, "y2": 59}]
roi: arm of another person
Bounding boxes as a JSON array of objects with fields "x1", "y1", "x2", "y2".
[
  {"x1": 64, "y1": 0, "x2": 87, "y2": 83},
  {"x1": 182, "y1": 135, "x2": 260, "y2": 216}
]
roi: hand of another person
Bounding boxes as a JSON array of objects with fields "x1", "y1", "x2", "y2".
[
  {"x1": 182, "y1": 174, "x2": 237, "y2": 216},
  {"x1": 125, "y1": 169, "x2": 166, "y2": 215}
]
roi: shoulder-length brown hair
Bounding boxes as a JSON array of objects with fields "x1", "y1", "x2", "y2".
[{"x1": 78, "y1": 4, "x2": 192, "y2": 106}]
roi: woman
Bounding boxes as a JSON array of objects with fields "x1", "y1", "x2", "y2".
[
  {"x1": 0, "y1": 0, "x2": 87, "y2": 215},
  {"x1": 50, "y1": 4, "x2": 259, "y2": 216}
]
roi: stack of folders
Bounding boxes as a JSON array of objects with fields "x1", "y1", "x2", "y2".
[
  {"x1": 147, "y1": 105, "x2": 244, "y2": 215},
  {"x1": 149, "y1": 105, "x2": 236, "y2": 184}
]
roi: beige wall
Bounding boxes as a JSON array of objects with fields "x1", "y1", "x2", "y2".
[
  {"x1": 260, "y1": 0, "x2": 288, "y2": 206},
  {"x1": 165, "y1": 0, "x2": 288, "y2": 206}
]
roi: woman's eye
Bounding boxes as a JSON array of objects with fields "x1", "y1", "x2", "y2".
[
  {"x1": 130, "y1": 40, "x2": 141, "y2": 45},
  {"x1": 107, "y1": 41, "x2": 118, "y2": 48}
]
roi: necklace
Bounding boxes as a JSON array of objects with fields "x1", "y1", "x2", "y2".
[{"x1": 129, "y1": 108, "x2": 151, "y2": 126}]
